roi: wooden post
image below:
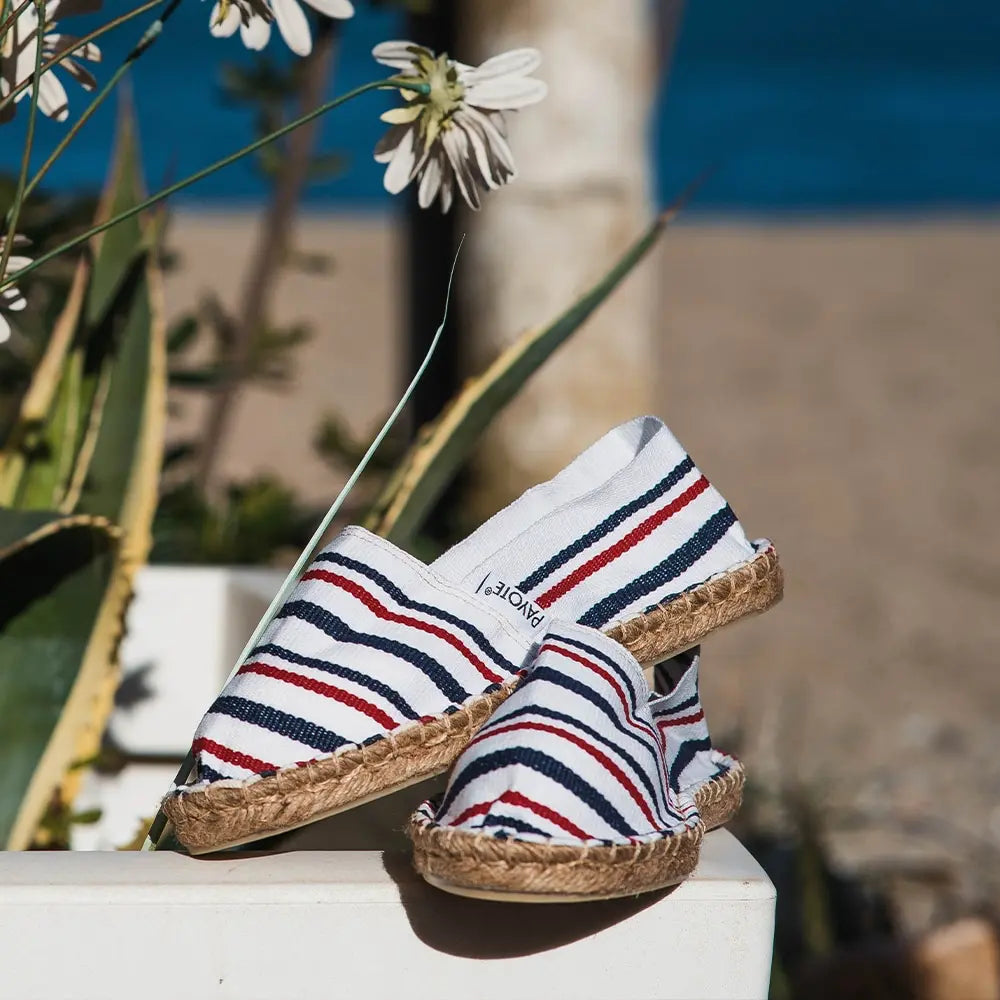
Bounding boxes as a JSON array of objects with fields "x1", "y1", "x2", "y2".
[{"x1": 457, "y1": 0, "x2": 659, "y2": 517}]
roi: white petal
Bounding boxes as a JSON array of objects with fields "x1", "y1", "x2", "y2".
[
  {"x1": 380, "y1": 104, "x2": 422, "y2": 125},
  {"x1": 15, "y1": 37, "x2": 40, "y2": 91},
  {"x1": 373, "y1": 123, "x2": 408, "y2": 162},
  {"x1": 75, "y1": 40, "x2": 100, "y2": 62},
  {"x1": 417, "y1": 155, "x2": 443, "y2": 209},
  {"x1": 37, "y1": 70, "x2": 69, "y2": 121},
  {"x1": 465, "y1": 76, "x2": 547, "y2": 110},
  {"x1": 371, "y1": 39, "x2": 425, "y2": 70},
  {"x1": 0, "y1": 313, "x2": 10, "y2": 343},
  {"x1": 210, "y1": 3, "x2": 240, "y2": 37},
  {"x1": 240, "y1": 15, "x2": 271, "y2": 49},
  {"x1": 462, "y1": 106, "x2": 516, "y2": 175},
  {"x1": 303, "y1": 0, "x2": 353, "y2": 19},
  {"x1": 439, "y1": 172, "x2": 453, "y2": 214},
  {"x1": 464, "y1": 48, "x2": 541, "y2": 83},
  {"x1": 457, "y1": 118, "x2": 500, "y2": 190},
  {"x1": 3, "y1": 291, "x2": 27, "y2": 311},
  {"x1": 442, "y1": 127, "x2": 480, "y2": 210},
  {"x1": 382, "y1": 127, "x2": 418, "y2": 194},
  {"x1": 272, "y1": 0, "x2": 312, "y2": 56},
  {"x1": 6, "y1": 256, "x2": 33, "y2": 271},
  {"x1": 45, "y1": 35, "x2": 101, "y2": 63}
]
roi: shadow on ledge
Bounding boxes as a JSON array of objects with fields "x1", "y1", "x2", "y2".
[{"x1": 381, "y1": 850, "x2": 675, "y2": 959}]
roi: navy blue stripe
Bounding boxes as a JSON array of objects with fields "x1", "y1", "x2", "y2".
[
  {"x1": 440, "y1": 747, "x2": 638, "y2": 837},
  {"x1": 197, "y1": 763, "x2": 226, "y2": 783},
  {"x1": 709, "y1": 759, "x2": 731, "y2": 780},
  {"x1": 280, "y1": 600, "x2": 470, "y2": 703},
  {"x1": 578, "y1": 505, "x2": 738, "y2": 628},
  {"x1": 548, "y1": 631, "x2": 645, "y2": 721},
  {"x1": 316, "y1": 552, "x2": 518, "y2": 675},
  {"x1": 251, "y1": 642, "x2": 419, "y2": 721},
  {"x1": 670, "y1": 737, "x2": 713, "y2": 792},
  {"x1": 479, "y1": 814, "x2": 550, "y2": 838},
  {"x1": 493, "y1": 703, "x2": 671, "y2": 824},
  {"x1": 208, "y1": 695, "x2": 347, "y2": 754},
  {"x1": 517, "y1": 457, "x2": 695, "y2": 593},
  {"x1": 655, "y1": 692, "x2": 700, "y2": 716},
  {"x1": 520, "y1": 666, "x2": 661, "y2": 768}
]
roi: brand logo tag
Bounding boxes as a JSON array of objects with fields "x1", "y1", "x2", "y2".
[{"x1": 474, "y1": 572, "x2": 549, "y2": 632}]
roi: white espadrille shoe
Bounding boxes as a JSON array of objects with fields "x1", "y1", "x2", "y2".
[
  {"x1": 162, "y1": 527, "x2": 547, "y2": 855},
  {"x1": 651, "y1": 648, "x2": 745, "y2": 832},
  {"x1": 408, "y1": 622, "x2": 704, "y2": 903},
  {"x1": 432, "y1": 416, "x2": 782, "y2": 666}
]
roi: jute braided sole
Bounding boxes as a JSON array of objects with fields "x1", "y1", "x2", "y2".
[
  {"x1": 606, "y1": 545, "x2": 783, "y2": 665},
  {"x1": 409, "y1": 819, "x2": 704, "y2": 904},
  {"x1": 162, "y1": 681, "x2": 519, "y2": 855},
  {"x1": 693, "y1": 760, "x2": 745, "y2": 832},
  {"x1": 409, "y1": 763, "x2": 744, "y2": 903}
]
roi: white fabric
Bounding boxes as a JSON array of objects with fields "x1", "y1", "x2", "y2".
[
  {"x1": 432, "y1": 416, "x2": 759, "y2": 630},
  {"x1": 414, "y1": 622, "x2": 700, "y2": 848},
  {"x1": 181, "y1": 527, "x2": 539, "y2": 789},
  {"x1": 650, "y1": 649, "x2": 731, "y2": 794}
]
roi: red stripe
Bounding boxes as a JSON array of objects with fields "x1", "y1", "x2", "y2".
[
  {"x1": 469, "y1": 720, "x2": 658, "y2": 828},
  {"x1": 450, "y1": 799, "x2": 492, "y2": 827},
  {"x1": 239, "y1": 661, "x2": 398, "y2": 731},
  {"x1": 540, "y1": 642, "x2": 657, "y2": 741},
  {"x1": 656, "y1": 710, "x2": 705, "y2": 728},
  {"x1": 193, "y1": 737, "x2": 275, "y2": 774},
  {"x1": 302, "y1": 569, "x2": 503, "y2": 684},
  {"x1": 535, "y1": 476, "x2": 710, "y2": 608},
  {"x1": 447, "y1": 792, "x2": 591, "y2": 840},
  {"x1": 499, "y1": 791, "x2": 592, "y2": 840}
]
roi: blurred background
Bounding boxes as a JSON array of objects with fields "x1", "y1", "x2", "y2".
[{"x1": 4, "y1": 0, "x2": 1000, "y2": 995}]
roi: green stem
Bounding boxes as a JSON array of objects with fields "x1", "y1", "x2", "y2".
[
  {"x1": 19, "y1": 0, "x2": 185, "y2": 204},
  {"x1": 0, "y1": 0, "x2": 45, "y2": 286},
  {"x1": 1, "y1": 76, "x2": 425, "y2": 291},
  {"x1": 0, "y1": 0, "x2": 162, "y2": 117}
]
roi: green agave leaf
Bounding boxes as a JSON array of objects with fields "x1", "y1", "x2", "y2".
[
  {"x1": 85, "y1": 101, "x2": 146, "y2": 329},
  {"x1": 365, "y1": 202, "x2": 685, "y2": 547},
  {"x1": 14, "y1": 349, "x2": 83, "y2": 511},
  {"x1": 0, "y1": 511, "x2": 118, "y2": 848},
  {"x1": 0, "y1": 257, "x2": 90, "y2": 507},
  {"x1": 55, "y1": 133, "x2": 167, "y2": 813},
  {"x1": 0, "y1": 101, "x2": 167, "y2": 847}
]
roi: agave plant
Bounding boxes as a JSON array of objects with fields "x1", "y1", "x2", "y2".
[{"x1": 0, "y1": 108, "x2": 166, "y2": 850}]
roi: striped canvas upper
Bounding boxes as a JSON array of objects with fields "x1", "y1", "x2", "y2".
[
  {"x1": 413, "y1": 622, "x2": 700, "y2": 847},
  {"x1": 182, "y1": 527, "x2": 539, "y2": 788},
  {"x1": 651, "y1": 648, "x2": 736, "y2": 796},
  {"x1": 432, "y1": 416, "x2": 762, "y2": 630}
]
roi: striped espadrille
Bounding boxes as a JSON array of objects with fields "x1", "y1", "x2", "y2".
[
  {"x1": 162, "y1": 527, "x2": 545, "y2": 854},
  {"x1": 408, "y1": 623, "x2": 705, "y2": 902},
  {"x1": 433, "y1": 416, "x2": 783, "y2": 665},
  {"x1": 163, "y1": 417, "x2": 770, "y2": 855},
  {"x1": 651, "y1": 648, "x2": 744, "y2": 832}
]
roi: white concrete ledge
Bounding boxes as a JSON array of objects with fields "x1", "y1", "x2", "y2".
[{"x1": 0, "y1": 830, "x2": 773, "y2": 1000}]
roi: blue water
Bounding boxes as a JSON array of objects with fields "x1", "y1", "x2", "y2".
[{"x1": 3, "y1": 0, "x2": 1000, "y2": 211}]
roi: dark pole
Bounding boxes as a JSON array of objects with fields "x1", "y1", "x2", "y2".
[{"x1": 403, "y1": 0, "x2": 460, "y2": 542}]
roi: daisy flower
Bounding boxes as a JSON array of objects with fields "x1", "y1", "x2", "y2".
[
  {"x1": 373, "y1": 41, "x2": 546, "y2": 212},
  {"x1": 0, "y1": 0, "x2": 102, "y2": 123},
  {"x1": 0, "y1": 236, "x2": 32, "y2": 344},
  {"x1": 209, "y1": 0, "x2": 354, "y2": 57}
]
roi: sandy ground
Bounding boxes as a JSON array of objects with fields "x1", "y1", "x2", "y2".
[{"x1": 164, "y1": 212, "x2": 1000, "y2": 921}]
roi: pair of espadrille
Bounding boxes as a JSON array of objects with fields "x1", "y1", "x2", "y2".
[{"x1": 163, "y1": 416, "x2": 782, "y2": 902}]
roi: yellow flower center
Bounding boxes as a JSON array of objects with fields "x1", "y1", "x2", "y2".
[{"x1": 426, "y1": 55, "x2": 464, "y2": 120}]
